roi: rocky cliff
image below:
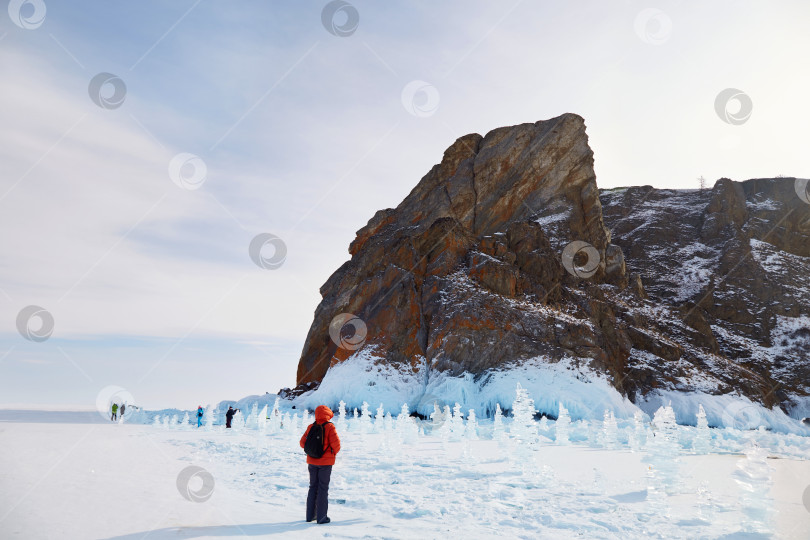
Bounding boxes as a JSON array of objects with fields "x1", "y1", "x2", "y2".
[{"x1": 294, "y1": 113, "x2": 810, "y2": 422}]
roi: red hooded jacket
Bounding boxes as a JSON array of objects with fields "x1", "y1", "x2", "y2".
[{"x1": 299, "y1": 405, "x2": 341, "y2": 466}]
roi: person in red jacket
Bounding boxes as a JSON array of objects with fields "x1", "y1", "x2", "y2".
[{"x1": 299, "y1": 405, "x2": 341, "y2": 524}]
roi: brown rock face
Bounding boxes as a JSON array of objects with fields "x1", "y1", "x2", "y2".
[
  {"x1": 296, "y1": 114, "x2": 810, "y2": 418},
  {"x1": 297, "y1": 113, "x2": 623, "y2": 387}
]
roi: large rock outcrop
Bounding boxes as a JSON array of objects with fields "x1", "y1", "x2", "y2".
[{"x1": 295, "y1": 113, "x2": 810, "y2": 419}]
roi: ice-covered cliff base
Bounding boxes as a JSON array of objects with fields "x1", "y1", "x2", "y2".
[{"x1": 293, "y1": 350, "x2": 810, "y2": 435}]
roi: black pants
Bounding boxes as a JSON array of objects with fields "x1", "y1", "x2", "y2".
[{"x1": 306, "y1": 464, "x2": 332, "y2": 522}]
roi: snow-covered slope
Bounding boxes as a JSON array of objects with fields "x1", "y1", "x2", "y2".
[{"x1": 601, "y1": 179, "x2": 810, "y2": 425}]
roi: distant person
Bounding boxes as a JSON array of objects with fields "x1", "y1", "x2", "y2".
[
  {"x1": 300, "y1": 405, "x2": 341, "y2": 525},
  {"x1": 120, "y1": 404, "x2": 126, "y2": 418},
  {"x1": 197, "y1": 406, "x2": 204, "y2": 428},
  {"x1": 225, "y1": 406, "x2": 235, "y2": 429},
  {"x1": 111, "y1": 403, "x2": 118, "y2": 421}
]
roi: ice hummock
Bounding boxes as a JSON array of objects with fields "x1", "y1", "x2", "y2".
[
  {"x1": 291, "y1": 349, "x2": 810, "y2": 435},
  {"x1": 127, "y1": 350, "x2": 810, "y2": 437}
]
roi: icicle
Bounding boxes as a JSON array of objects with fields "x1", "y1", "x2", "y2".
[
  {"x1": 555, "y1": 403, "x2": 571, "y2": 445},
  {"x1": 465, "y1": 409, "x2": 479, "y2": 440},
  {"x1": 335, "y1": 400, "x2": 347, "y2": 432},
  {"x1": 493, "y1": 403, "x2": 506, "y2": 442},
  {"x1": 450, "y1": 403, "x2": 465, "y2": 441},
  {"x1": 268, "y1": 399, "x2": 281, "y2": 433},
  {"x1": 643, "y1": 405, "x2": 680, "y2": 495},
  {"x1": 601, "y1": 409, "x2": 618, "y2": 449},
  {"x1": 374, "y1": 403, "x2": 385, "y2": 433},
  {"x1": 360, "y1": 402, "x2": 372, "y2": 433},
  {"x1": 628, "y1": 410, "x2": 647, "y2": 452},
  {"x1": 692, "y1": 404, "x2": 712, "y2": 454}
]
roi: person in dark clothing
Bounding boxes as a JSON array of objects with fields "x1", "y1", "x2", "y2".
[
  {"x1": 120, "y1": 404, "x2": 126, "y2": 417},
  {"x1": 299, "y1": 405, "x2": 341, "y2": 524},
  {"x1": 225, "y1": 406, "x2": 235, "y2": 428}
]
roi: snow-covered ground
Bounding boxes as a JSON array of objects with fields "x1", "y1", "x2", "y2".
[{"x1": 2, "y1": 401, "x2": 810, "y2": 539}]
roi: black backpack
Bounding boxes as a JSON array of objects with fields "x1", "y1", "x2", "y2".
[{"x1": 304, "y1": 421, "x2": 331, "y2": 458}]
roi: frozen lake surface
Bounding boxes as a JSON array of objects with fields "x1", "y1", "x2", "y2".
[{"x1": 2, "y1": 409, "x2": 809, "y2": 539}]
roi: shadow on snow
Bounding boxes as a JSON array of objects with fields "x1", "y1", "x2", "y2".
[{"x1": 102, "y1": 519, "x2": 367, "y2": 539}]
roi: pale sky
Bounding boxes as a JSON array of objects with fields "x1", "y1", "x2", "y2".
[{"x1": 1, "y1": 0, "x2": 809, "y2": 409}]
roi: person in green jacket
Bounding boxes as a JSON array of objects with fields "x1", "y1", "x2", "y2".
[{"x1": 111, "y1": 403, "x2": 119, "y2": 421}]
